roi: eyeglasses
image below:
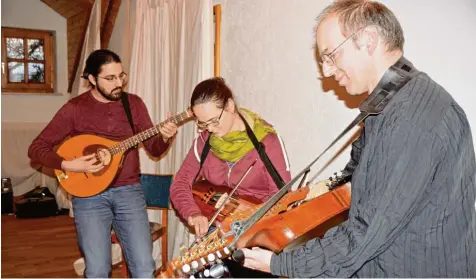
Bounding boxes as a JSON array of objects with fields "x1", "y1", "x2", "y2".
[
  {"x1": 319, "y1": 27, "x2": 366, "y2": 68},
  {"x1": 196, "y1": 107, "x2": 225, "y2": 130},
  {"x1": 97, "y1": 72, "x2": 128, "y2": 83}
]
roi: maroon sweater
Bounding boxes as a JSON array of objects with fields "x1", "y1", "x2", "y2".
[
  {"x1": 170, "y1": 130, "x2": 291, "y2": 220},
  {"x1": 28, "y1": 91, "x2": 170, "y2": 187}
]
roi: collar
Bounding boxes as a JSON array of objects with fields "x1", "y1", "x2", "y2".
[{"x1": 359, "y1": 56, "x2": 420, "y2": 115}]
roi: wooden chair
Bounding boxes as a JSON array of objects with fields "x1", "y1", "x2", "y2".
[{"x1": 112, "y1": 174, "x2": 173, "y2": 277}]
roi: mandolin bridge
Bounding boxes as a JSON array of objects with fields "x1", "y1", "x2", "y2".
[{"x1": 56, "y1": 172, "x2": 68, "y2": 181}]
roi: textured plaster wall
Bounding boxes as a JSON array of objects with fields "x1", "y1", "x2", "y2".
[{"x1": 213, "y1": 0, "x2": 476, "y2": 183}]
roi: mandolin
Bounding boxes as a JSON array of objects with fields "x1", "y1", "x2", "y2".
[{"x1": 54, "y1": 110, "x2": 192, "y2": 197}]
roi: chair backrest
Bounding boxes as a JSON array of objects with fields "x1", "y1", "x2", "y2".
[{"x1": 140, "y1": 174, "x2": 173, "y2": 208}]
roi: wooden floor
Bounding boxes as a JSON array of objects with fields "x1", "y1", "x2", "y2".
[{"x1": 1, "y1": 214, "x2": 122, "y2": 278}]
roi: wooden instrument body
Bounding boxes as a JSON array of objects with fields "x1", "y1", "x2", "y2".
[
  {"x1": 192, "y1": 181, "x2": 262, "y2": 223},
  {"x1": 54, "y1": 134, "x2": 124, "y2": 197},
  {"x1": 231, "y1": 184, "x2": 351, "y2": 253},
  {"x1": 158, "y1": 183, "x2": 350, "y2": 278}
]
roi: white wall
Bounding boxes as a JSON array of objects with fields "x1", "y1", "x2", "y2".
[
  {"x1": 213, "y1": 0, "x2": 476, "y2": 182},
  {"x1": 1, "y1": 0, "x2": 69, "y2": 123}
]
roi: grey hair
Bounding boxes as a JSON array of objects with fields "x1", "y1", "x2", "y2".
[{"x1": 315, "y1": 0, "x2": 404, "y2": 52}]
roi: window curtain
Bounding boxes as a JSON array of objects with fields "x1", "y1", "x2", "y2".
[
  {"x1": 128, "y1": 0, "x2": 214, "y2": 267},
  {"x1": 70, "y1": 0, "x2": 101, "y2": 98}
]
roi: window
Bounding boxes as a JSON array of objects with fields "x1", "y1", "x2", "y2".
[{"x1": 1, "y1": 27, "x2": 55, "y2": 93}]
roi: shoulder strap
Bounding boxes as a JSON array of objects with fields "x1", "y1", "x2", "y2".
[
  {"x1": 238, "y1": 112, "x2": 286, "y2": 189},
  {"x1": 120, "y1": 93, "x2": 138, "y2": 149},
  {"x1": 337, "y1": 56, "x2": 420, "y2": 186},
  {"x1": 193, "y1": 115, "x2": 286, "y2": 189},
  {"x1": 192, "y1": 134, "x2": 211, "y2": 184},
  {"x1": 121, "y1": 93, "x2": 135, "y2": 134}
]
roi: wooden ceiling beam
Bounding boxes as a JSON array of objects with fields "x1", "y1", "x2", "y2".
[
  {"x1": 41, "y1": 0, "x2": 92, "y2": 18},
  {"x1": 100, "y1": 0, "x2": 121, "y2": 49},
  {"x1": 74, "y1": 0, "x2": 94, "y2": 12},
  {"x1": 67, "y1": 7, "x2": 93, "y2": 93},
  {"x1": 41, "y1": 0, "x2": 69, "y2": 18},
  {"x1": 40, "y1": 0, "x2": 120, "y2": 92}
]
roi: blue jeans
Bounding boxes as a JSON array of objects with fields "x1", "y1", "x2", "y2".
[{"x1": 72, "y1": 184, "x2": 155, "y2": 278}]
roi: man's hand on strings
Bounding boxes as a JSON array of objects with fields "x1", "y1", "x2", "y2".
[
  {"x1": 61, "y1": 154, "x2": 104, "y2": 173},
  {"x1": 160, "y1": 112, "x2": 178, "y2": 141}
]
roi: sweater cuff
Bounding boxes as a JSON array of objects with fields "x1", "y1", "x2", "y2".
[
  {"x1": 183, "y1": 206, "x2": 202, "y2": 220},
  {"x1": 270, "y1": 251, "x2": 293, "y2": 277},
  {"x1": 51, "y1": 154, "x2": 65, "y2": 170}
]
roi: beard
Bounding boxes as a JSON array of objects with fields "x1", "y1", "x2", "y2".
[{"x1": 96, "y1": 83, "x2": 123, "y2": 101}]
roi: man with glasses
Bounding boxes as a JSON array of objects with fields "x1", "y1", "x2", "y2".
[
  {"x1": 242, "y1": 0, "x2": 476, "y2": 277},
  {"x1": 28, "y1": 49, "x2": 178, "y2": 278}
]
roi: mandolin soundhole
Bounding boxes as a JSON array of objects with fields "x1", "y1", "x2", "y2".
[{"x1": 83, "y1": 144, "x2": 112, "y2": 176}]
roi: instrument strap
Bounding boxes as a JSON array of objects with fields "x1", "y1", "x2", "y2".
[
  {"x1": 237, "y1": 112, "x2": 286, "y2": 189},
  {"x1": 120, "y1": 92, "x2": 138, "y2": 148},
  {"x1": 192, "y1": 134, "x2": 211, "y2": 185},
  {"x1": 192, "y1": 112, "x2": 286, "y2": 190}
]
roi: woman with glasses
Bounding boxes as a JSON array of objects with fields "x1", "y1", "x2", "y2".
[{"x1": 169, "y1": 77, "x2": 291, "y2": 277}]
